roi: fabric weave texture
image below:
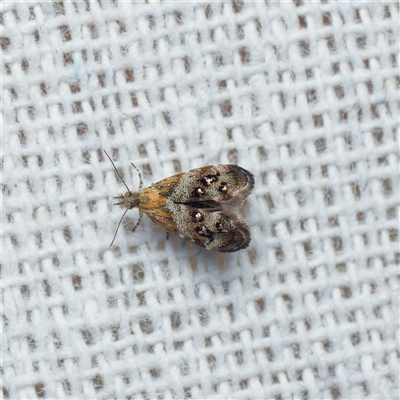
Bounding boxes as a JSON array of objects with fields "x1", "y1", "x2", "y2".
[{"x1": 2, "y1": 1, "x2": 399, "y2": 399}]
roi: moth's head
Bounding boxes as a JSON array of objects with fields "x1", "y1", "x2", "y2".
[{"x1": 114, "y1": 191, "x2": 140, "y2": 209}]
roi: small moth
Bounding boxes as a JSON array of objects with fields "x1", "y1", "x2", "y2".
[{"x1": 104, "y1": 151, "x2": 254, "y2": 252}]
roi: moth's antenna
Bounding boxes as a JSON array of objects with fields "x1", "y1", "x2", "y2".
[
  {"x1": 103, "y1": 150, "x2": 131, "y2": 193},
  {"x1": 110, "y1": 209, "x2": 128, "y2": 247}
]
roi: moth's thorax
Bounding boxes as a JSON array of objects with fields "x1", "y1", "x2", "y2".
[{"x1": 115, "y1": 191, "x2": 141, "y2": 209}]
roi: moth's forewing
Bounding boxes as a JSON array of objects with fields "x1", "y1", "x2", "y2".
[
  {"x1": 148, "y1": 202, "x2": 250, "y2": 252},
  {"x1": 151, "y1": 172, "x2": 184, "y2": 196},
  {"x1": 165, "y1": 165, "x2": 254, "y2": 206},
  {"x1": 188, "y1": 208, "x2": 251, "y2": 252}
]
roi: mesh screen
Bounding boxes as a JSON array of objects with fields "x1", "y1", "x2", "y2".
[{"x1": 2, "y1": 1, "x2": 399, "y2": 399}]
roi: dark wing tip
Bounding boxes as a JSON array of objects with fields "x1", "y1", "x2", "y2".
[
  {"x1": 216, "y1": 210, "x2": 251, "y2": 253},
  {"x1": 229, "y1": 218, "x2": 251, "y2": 252},
  {"x1": 236, "y1": 165, "x2": 255, "y2": 189},
  {"x1": 223, "y1": 165, "x2": 255, "y2": 206}
]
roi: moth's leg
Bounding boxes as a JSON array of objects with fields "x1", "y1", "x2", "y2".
[
  {"x1": 131, "y1": 163, "x2": 143, "y2": 190},
  {"x1": 166, "y1": 231, "x2": 170, "y2": 241},
  {"x1": 132, "y1": 210, "x2": 143, "y2": 233}
]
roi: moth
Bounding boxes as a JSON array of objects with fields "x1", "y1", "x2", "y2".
[{"x1": 104, "y1": 151, "x2": 254, "y2": 252}]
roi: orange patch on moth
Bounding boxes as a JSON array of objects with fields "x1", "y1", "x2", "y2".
[
  {"x1": 139, "y1": 187, "x2": 179, "y2": 233},
  {"x1": 152, "y1": 173, "x2": 184, "y2": 196},
  {"x1": 138, "y1": 187, "x2": 168, "y2": 211},
  {"x1": 149, "y1": 213, "x2": 179, "y2": 233}
]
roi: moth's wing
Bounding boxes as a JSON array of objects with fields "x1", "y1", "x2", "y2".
[
  {"x1": 157, "y1": 165, "x2": 254, "y2": 206},
  {"x1": 151, "y1": 172, "x2": 185, "y2": 196},
  {"x1": 149, "y1": 202, "x2": 251, "y2": 252}
]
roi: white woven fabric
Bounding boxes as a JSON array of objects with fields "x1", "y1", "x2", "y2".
[{"x1": 2, "y1": 1, "x2": 399, "y2": 399}]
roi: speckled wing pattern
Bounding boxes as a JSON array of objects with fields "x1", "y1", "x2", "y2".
[
  {"x1": 166, "y1": 165, "x2": 254, "y2": 206},
  {"x1": 146, "y1": 165, "x2": 254, "y2": 252}
]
